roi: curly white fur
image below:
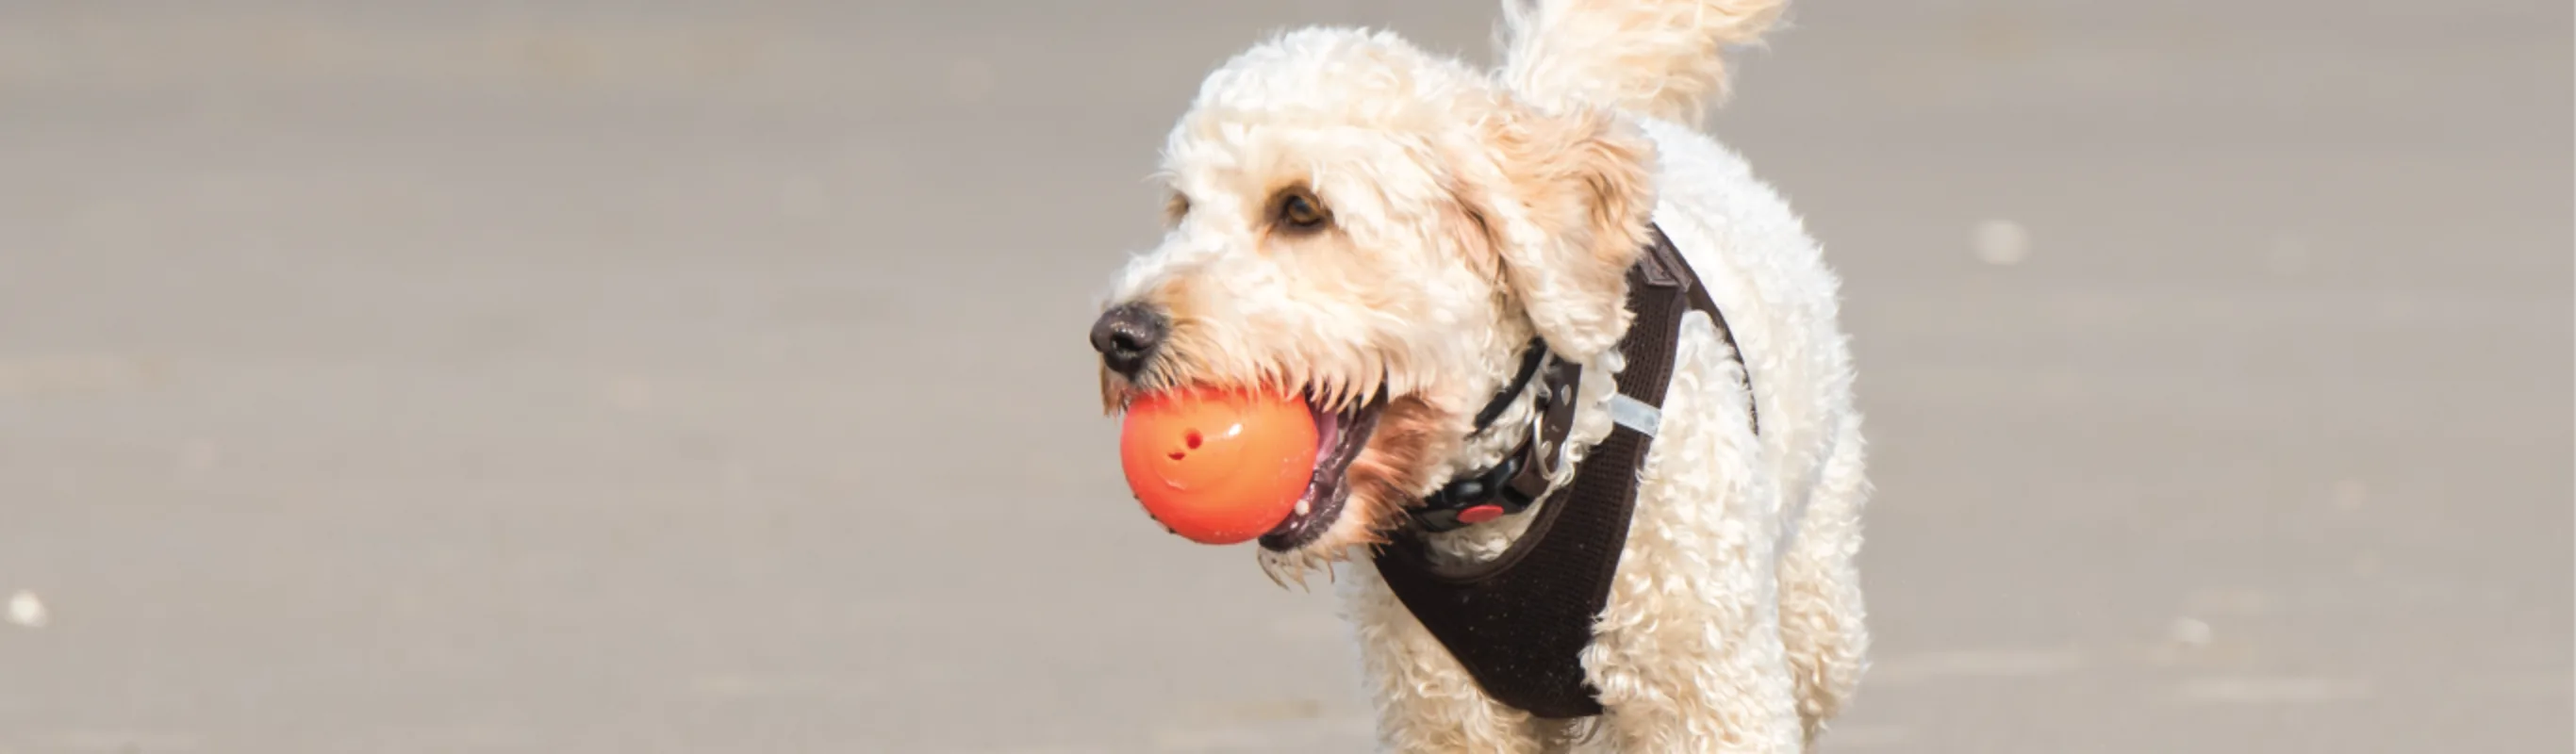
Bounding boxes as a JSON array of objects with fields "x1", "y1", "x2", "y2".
[
  {"x1": 1502, "y1": 0, "x2": 1789, "y2": 125},
  {"x1": 1093, "y1": 0, "x2": 1867, "y2": 750}
]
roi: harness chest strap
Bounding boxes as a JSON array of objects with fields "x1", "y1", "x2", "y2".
[{"x1": 1369, "y1": 224, "x2": 1755, "y2": 720}]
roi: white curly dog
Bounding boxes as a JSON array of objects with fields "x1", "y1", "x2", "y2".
[{"x1": 1089, "y1": 0, "x2": 1870, "y2": 750}]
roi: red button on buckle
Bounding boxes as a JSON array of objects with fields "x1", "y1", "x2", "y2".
[{"x1": 1455, "y1": 504, "x2": 1506, "y2": 525}]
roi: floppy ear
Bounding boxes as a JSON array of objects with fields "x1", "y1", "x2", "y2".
[{"x1": 1460, "y1": 100, "x2": 1659, "y2": 361}]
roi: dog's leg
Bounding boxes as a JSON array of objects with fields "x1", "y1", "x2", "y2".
[
  {"x1": 1775, "y1": 413, "x2": 1872, "y2": 743},
  {"x1": 1339, "y1": 560, "x2": 1548, "y2": 754},
  {"x1": 1579, "y1": 314, "x2": 1806, "y2": 753}
]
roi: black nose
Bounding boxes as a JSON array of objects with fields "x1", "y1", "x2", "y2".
[{"x1": 1090, "y1": 302, "x2": 1167, "y2": 379}]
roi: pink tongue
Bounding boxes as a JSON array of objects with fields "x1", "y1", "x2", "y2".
[{"x1": 1313, "y1": 410, "x2": 1342, "y2": 453}]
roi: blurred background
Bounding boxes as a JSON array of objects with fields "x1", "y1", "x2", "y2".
[{"x1": 0, "y1": 1, "x2": 2567, "y2": 751}]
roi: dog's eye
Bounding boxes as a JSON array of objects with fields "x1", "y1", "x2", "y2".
[{"x1": 1275, "y1": 189, "x2": 1329, "y2": 232}]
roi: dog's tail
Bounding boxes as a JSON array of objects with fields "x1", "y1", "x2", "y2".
[{"x1": 1497, "y1": 0, "x2": 1788, "y2": 124}]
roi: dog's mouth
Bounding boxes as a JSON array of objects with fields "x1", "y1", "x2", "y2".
[{"x1": 1258, "y1": 388, "x2": 1386, "y2": 552}]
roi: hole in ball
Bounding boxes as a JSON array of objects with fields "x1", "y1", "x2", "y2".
[{"x1": 1184, "y1": 431, "x2": 1203, "y2": 450}]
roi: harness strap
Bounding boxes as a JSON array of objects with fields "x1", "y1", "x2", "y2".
[
  {"x1": 1470, "y1": 338, "x2": 1550, "y2": 431},
  {"x1": 1369, "y1": 224, "x2": 1753, "y2": 719}
]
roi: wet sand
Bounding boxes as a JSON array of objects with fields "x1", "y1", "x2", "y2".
[{"x1": 0, "y1": 1, "x2": 2567, "y2": 751}]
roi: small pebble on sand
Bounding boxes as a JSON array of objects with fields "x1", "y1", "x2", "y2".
[
  {"x1": 1972, "y1": 220, "x2": 2031, "y2": 266},
  {"x1": 2170, "y1": 616, "x2": 2213, "y2": 648},
  {"x1": 7, "y1": 590, "x2": 47, "y2": 628}
]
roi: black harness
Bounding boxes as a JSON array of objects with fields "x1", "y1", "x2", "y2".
[{"x1": 1370, "y1": 224, "x2": 1757, "y2": 719}]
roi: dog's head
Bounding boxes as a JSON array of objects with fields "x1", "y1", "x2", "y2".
[{"x1": 1092, "y1": 27, "x2": 1658, "y2": 578}]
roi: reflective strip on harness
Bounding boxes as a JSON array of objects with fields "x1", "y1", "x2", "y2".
[{"x1": 1606, "y1": 394, "x2": 1660, "y2": 437}]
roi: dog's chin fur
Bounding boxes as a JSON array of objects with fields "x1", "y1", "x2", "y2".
[{"x1": 1252, "y1": 394, "x2": 1452, "y2": 586}]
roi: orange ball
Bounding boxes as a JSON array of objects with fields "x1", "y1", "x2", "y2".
[{"x1": 1118, "y1": 385, "x2": 1318, "y2": 545}]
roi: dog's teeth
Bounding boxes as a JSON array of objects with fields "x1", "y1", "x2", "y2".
[{"x1": 1295, "y1": 500, "x2": 1312, "y2": 516}]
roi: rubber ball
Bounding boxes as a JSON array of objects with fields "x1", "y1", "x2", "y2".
[{"x1": 1117, "y1": 386, "x2": 1317, "y2": 545}]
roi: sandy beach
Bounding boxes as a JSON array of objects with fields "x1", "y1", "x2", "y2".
[{"x1": 0, "y1": 1, "x2": 2567, "y2": 751}]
